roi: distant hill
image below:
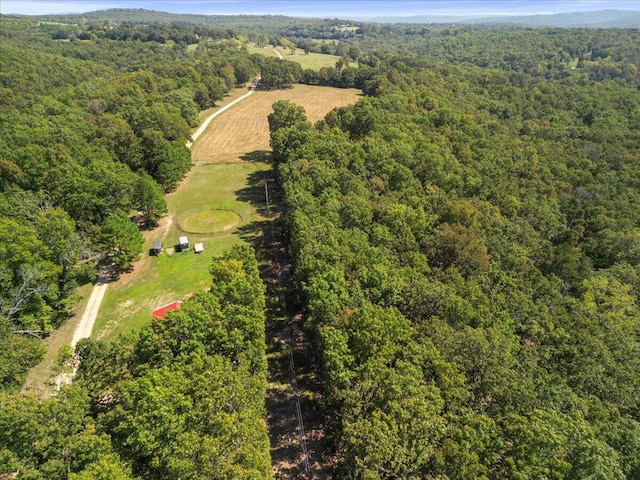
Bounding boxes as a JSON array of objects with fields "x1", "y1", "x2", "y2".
[
  {"x1": 363, "y1": 10, "x2": 640, "y2": 28},
  {"x1": 20, "y1": 8, "x2": 296, "y2": 26},
  {"x1": 466, "y1": 9, "x2": 640, "y2": 28},
  {"x1": 10, "y1": 7, "x2": 640, "y2": 29}
]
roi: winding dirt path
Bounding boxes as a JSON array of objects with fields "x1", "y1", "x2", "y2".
[{"x1": 186, "y1": 84, "x2": 257, "y2": 148}]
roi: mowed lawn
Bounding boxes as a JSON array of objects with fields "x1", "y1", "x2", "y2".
[{"x1": 92, "y1": 84, "x2": 360, "y2": 341}]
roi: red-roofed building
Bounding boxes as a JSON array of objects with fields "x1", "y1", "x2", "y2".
[{"x1": 152, "y1": 300, "x2": 182, "y2": 319}]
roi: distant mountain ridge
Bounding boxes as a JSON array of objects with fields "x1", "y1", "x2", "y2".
[
  {"x1": 19, "y1": 8, "x2": 296, "y2": 25},
  {"x1": 8, "y1": 7, "x2": 640, "y2": 28},
  {"x1": 363, "y1": 9, "x2": 640, "y2": 28}
]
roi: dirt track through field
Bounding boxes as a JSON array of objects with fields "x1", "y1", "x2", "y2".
[
  {"x1": 55, "y1": 274, "x2": 109, "y2": 388},
  {"x1": 186, "y1": 85, "x2": 256, "y2": 148}
]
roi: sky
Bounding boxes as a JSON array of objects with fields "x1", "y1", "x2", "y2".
[{"x1": 3, "y1": 0, "x2": 640, "y2": 18}]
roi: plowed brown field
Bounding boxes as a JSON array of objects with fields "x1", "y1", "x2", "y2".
[{"x1": 190, "y1": 85, "x2": 361, "y2": 165}]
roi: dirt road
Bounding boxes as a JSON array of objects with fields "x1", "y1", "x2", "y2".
[
  {"x1": 186, "y1": 87, "x2": 256, "y2": 148},
  {"x1": 70, "y1": 276, "x2": 109, "y2": 347}
]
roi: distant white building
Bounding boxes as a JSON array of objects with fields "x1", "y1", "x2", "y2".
[{"x1": 179, "y1": 236, "x2": 190, "y2": 251}]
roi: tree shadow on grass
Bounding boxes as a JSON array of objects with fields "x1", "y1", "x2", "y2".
[
  {"x1": 240, "y1": 150, "x2": 272, "y2": 163},
  {"x1": 235, "y1": 168, "x2": 285, "y2": 279},
  {"x1": 235, "y1": 169, "x2": 278, "y2": 219}
]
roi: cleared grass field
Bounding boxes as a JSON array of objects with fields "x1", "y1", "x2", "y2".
[
  {"x1": 247, "y1": 44, "x2": 282, "y2": 59},
  {"x1": 180, "y1": 209, "x2": 242, "y2": 233},
  {"x1": 91, "y1": 84, "x2": 360, "y2": 341},
  {"x1": 247, "y1": 43, "x2": 349, "y2": 70},
  {"x1": 191, "y1": 85, "x2": 361, "y2": 165},
  {"x1": 93, "y1": 164, "x2": 265, "y2": 341},
  {"x1": 278, "y1": 49, "x2": 347, "y2": 70}
]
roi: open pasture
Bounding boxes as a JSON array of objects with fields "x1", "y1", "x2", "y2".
[
  {"x1": 247, "y1": 44, "x2": 346, "y2": 70},
  {"x1": 277, "y1": 47, "x2": 347, "y2": 70}
]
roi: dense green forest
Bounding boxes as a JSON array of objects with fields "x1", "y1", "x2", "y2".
[
  {"x1": 1, "y1": 11, "x2": 640, "y2": 479},
  {"x1": 270, "y1": 25, "x2": 640, "y2": 479}
]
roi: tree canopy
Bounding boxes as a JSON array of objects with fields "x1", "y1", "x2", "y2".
[
  {"x1": 270, "y1": 25, "x2": 640, "y2": 477},
  {"x1": 2, "y1": 12, "x2": 640, "y2": 480}
]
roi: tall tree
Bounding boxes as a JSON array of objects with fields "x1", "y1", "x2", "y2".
[
  {"x1": 0, "y1": 217, "x2": 59, "y2": 329},
  {"x1": 132, "y1": 174, "x2": 167, "y2": 228},
  {"x1": 98, "y1": 210, "x2": 143, "y2": 273}
]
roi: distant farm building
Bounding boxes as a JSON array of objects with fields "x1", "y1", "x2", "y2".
[
  {"x1": 152, "y1": 300, "x2": 182, "y2": 319},
  {"x1": 179, "y1": 236, "x2": 190, "y2": 251},
  {"x1": 153, "y1": 241, "x2": 164, "y2": 255},
  {"x1": 194, "y1": 242, "x2": 204, "y2": 254}
]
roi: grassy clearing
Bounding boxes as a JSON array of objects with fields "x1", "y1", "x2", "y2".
[
  {"x1": 180, "y1": 209, "x2": 242, "y2": 233},
  {"x1": 92, "y1": 160, "x2": 270, "y2": 342},
  {"x1": 280, "y1": 49, "x2": 345, "y2": 70},
  {"x1": 247, "y1": 44, "x2": 282, "y2": 59},
  {"x1": 247, "y1": 43, "x2": 346, "y2": 70}
]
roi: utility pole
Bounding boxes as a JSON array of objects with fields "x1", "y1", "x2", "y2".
[{"x1": 264, "y1": 175, "x2": 271, "y2": 217}]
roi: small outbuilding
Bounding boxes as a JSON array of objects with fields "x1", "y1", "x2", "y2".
[
  {"x1": 152, "y1": 300, "x2": 182, "y2": 319},
  {"x1": 194, "y1": 242, "x2": 204, "y2": 254},
  {"x1": 179, "y1": 236, "x2": 190, "y2": 251},
  {"x1": 153, "y1": 241, "x2": 164, "y2": 255}
]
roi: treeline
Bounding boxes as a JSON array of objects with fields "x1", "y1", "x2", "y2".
[
  {"x1": 27, "y1": 9, "x2": 358, "y2": 44},
  {"x1": 46, "y1": 21, "x2": 235, "y2": 45},
  {"x1": 20, "y1": 10, "x2": 640, "y2": 88},
  {"x1": 0, "y1": 246, "x2": 272, "y2": 479},
  {"x1": 351, "y1": 25, "x2": 640, "y2": 84},
  {"x1": 269, "y1": 27, "x2": 640, "y2": 478}
]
